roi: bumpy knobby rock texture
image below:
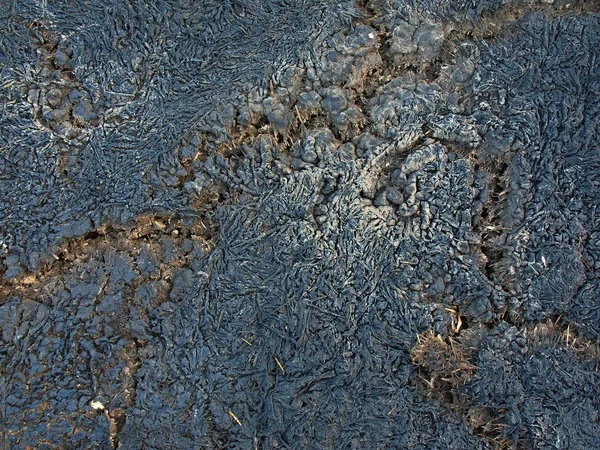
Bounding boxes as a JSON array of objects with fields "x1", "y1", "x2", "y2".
[{"x1": 1, "y1": 1, "x2": 599, "y2": 449}]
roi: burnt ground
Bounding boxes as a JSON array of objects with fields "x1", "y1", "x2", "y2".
[{"x1": 1, "y1": 0, "x2": 600, "y2": 449}]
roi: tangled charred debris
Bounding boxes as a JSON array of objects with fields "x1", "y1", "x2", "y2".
[{"x1": 1, "y1": 0, "x2": 600, "y2": 449}]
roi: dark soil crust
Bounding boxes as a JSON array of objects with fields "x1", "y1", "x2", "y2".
[{"x1": 1, "y1": 1, "x2": 599, "y2": 449}]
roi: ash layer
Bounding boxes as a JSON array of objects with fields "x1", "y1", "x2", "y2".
[{"x1": 1, "y1": 1, "x2": 599, "y2": 449}]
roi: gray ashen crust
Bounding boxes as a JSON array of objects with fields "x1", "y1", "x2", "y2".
[{"x1": 1, "y1": 1, "x2": 599, "y2": 449}]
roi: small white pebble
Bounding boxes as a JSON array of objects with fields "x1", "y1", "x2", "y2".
[
  {"x1": 90, "y1": 400, "x2": 105, "y2": 410},
  {"x1": 368, "y1": 33, "x2": 375, "y2": 39}
]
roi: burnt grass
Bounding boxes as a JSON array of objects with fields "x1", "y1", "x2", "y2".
[{"x1": 1, "y1": 1, "x2": 600, "y2": 449}]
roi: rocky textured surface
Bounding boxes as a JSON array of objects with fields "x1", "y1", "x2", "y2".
[{"x1": 1, "y1": 1, "x2": 599, "y2": 449}]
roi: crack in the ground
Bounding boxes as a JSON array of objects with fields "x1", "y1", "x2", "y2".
[{"x1": 0, "y1": 213, "x2": 216, "y2": 305}]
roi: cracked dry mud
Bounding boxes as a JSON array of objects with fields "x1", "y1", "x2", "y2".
[{"x1": 1, "y1": 1, "x2": 600, "y2": 449}]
